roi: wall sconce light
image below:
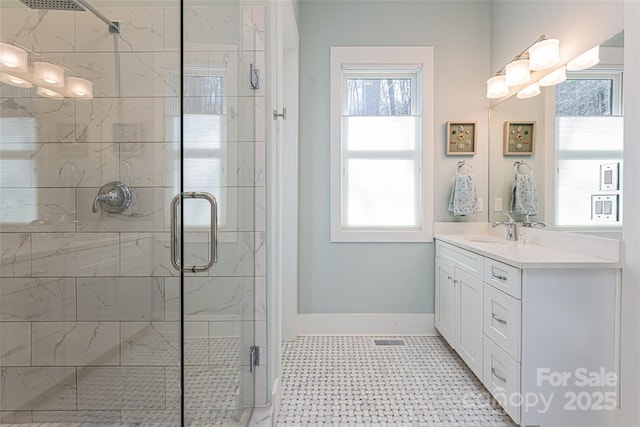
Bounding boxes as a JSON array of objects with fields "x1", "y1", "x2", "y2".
[
  {"x1": 486, "y1": 35, "x2": 565, "y2": 99},
  {"x1": 36, "y1": 86, "x2": 64, "y2": 99},
  {"x1": 539, "y1": 65, "x2": 567, "y2": 86},
  {"x1": 567, "y1": 45, "x2": 600, "y2": 71},
  {"x1": 516, "y1": 81, "x2": 540, "y2": 99},
  {"x1": 0, "y1": 42, "x2": 29, "y2": 72},
  {"x1": 528, "y1": 38, "x2": 560, "y2": 71},
  {"x1": 487, "y1": 34, "x2": 572, "y2": 99},
  {"x1": 0, "y1": 45, "x2": 97, "y2": 98},
  {"x1": 0, "y1": 71, "x2": 33, "y2": 88},
  {"x1": 33, "y1": 61, "x2": 64, "y2": 87},
  {"x1": 505, "y1": 59, "x2": 531, "y2": 86},
  {"x1": 486, "y1": 75, "x2": 509, "y2": 99},
  {"x1": 66, "y1": 76, "x2": 93, "y2": 99}
]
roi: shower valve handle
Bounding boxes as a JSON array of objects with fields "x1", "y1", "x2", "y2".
[{"x1": 92, "y1": 181, "x2": 132, "y2": 214}]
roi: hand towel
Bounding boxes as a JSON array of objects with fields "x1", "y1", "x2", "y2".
[
  {"x1": 510, "y1": 173, "x2": 538, "y2": 215},
  {"x1": 448, "y1": 173, "x2": 478, "y2": 216}
]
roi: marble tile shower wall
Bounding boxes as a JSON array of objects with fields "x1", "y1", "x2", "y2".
[{"x1": 0, "y1": 2, "x2": 266, "y2": 424}]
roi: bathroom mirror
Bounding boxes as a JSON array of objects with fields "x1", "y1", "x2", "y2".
[{"x1": 488, "y1": 31, "x2": 624, "y2": 236}]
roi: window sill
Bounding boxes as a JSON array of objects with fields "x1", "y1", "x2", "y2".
[{"x1": 330, "y1": 228, "x2": 433, "y2": 243}]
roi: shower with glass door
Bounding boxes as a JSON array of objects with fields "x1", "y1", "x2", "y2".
[{"x1": 0, "y1": 0, "x2": 265, "y2": 425}]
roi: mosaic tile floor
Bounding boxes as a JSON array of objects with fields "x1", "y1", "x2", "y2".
[
  {"x1": 276, "y1": 336, "x2": 517, "y2": 427},
  {"x1": 0, "y1": 337, "x2": 250, "y2": 427}
]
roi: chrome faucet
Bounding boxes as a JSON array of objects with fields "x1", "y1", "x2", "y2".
[
  {"x1": 522, "y1": 212, "x2": 547, "y2": 228},
  {"x1": 492, "y1": 213, "x2": 517, "y2": 241}
]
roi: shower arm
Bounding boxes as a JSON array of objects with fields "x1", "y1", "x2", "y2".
[{"x1": 74, "y1": 0, "x2": 120, "y2": 34}]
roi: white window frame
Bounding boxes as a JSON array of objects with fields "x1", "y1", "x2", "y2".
[
  {"x1": 550, "y1": 67, "x2": 624, "y2": 231},
  {"x1": 330, "y1": 46, "x2": 434, "y2": 243}
]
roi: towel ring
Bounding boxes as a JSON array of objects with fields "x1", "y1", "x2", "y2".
[
  {"x1": 514, "y1": 161, "x2": 532, "y2": 175},
  {"x1": 456, "y1": 161, "x2": 473, "y2": 175}
]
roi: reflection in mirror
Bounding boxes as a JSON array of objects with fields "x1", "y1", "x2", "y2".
[
  {"x1": 489, "y1": 31, "x2": 624, "y2": 239},
  {"x1": 489, "y1": 95, "x2": 545, "y2": 224}
]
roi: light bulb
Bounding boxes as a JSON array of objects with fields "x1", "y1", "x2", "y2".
[
  {"x1": 516, "y1": 81, "x2": 540, "y2": 99},
  {"x1": 0, "y1": 43, "x2": 29, "y2": 72},
  {"x1": 33, "y1": 62, "x2": 64, "y2": 88},
  {"x1": 539, "y1": 66, "x2": 567, "y2": 87},
  {"x1": 567, "y1": 46, "x2": 600, "y2": 71},
  {"x1": 505, "y1": 59, "x2": 531, "y2": 86},
  {"x1": 1, "y1": 72, "x2": 33, "y2": 88},
  {"x1": 529, "y1": 38, "x2": 560, "y2": 71},
  {"x1": 37, "y1": 86, "x2": 64, "y2": 99},
  {"x1": 486, "y1": 75, "x2": 509, "y2": 99},
  {"x1": 66, "y1": 76, "x2": 93, "y2": 99}
]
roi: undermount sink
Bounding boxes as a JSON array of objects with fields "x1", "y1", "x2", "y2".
[{"x1": 464, "y1": 236, "x2": 508, "y2": 244}]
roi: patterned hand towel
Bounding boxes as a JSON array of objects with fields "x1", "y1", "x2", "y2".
[
  {"x1": 448, "y1": 173, "x2": 478, "y2": 216},
  {"x1": 510, "y1": 173, "x2": 538, "y2": 215}
]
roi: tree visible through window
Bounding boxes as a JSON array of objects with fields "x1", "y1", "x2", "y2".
[
  {"x1": 346, "y1": 79, "x2": 411, "y2": 116},
  {"x1": 556, "y1": 78, "x2": 614, "y2": 116}
]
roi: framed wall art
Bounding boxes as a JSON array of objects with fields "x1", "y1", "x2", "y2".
[
  {"x1": 504, "y1": 121, "x2": 535, "y2": 155},
  {"x1": 446, "y1": 121, "x2": 477, "y2": 155}
]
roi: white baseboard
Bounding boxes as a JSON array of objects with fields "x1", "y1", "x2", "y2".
[{"x1": 297, "y1": 313, "x2": 437, "y2": 335}]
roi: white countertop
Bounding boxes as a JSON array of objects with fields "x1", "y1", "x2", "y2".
[{"x1": 435, "y1": 232, "x2": 621, "y2": 269}]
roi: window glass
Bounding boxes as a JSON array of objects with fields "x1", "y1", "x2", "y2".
[
  {"x1": 346, "y1": 78, "x2": 412, "y2": 116},
  {"x1": 341, "y1": 73, "x2": 421, "y2": 231},
  {"x1": 555, "y1": 73, "x2": 623, "y2": 228},
  {"x1": 343, "y1": 116, "x2": 419, "y2": 151},
  {"x1": 182, "y1": 74, "x2": 227, "y2": 229},
  {"x1": 0, "y1": 118, "x2": 38, "y2": 224},
  {"x1": 345, "y1": 159, "x2": 418, "y2": 228},
  {"x1": 556, "y1": 78, "x2": 614, "y2": 116}
]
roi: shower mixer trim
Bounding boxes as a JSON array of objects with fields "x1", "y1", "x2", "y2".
[{"x1": 92, "y1": 181, "x2": 132, "y2": 214}]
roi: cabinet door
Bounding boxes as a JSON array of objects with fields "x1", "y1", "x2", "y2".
[
  {"x1": 435, "y1": 257, "x2": 455, "y2": 347},
  {"x1": 455, "y1": 268, "x2": 483, "y2": 378}
]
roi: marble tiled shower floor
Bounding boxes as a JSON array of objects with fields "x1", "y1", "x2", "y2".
[
  {"x1": 277, "y1": 336, "x2": 517, "y2": 427},
  {"x1": 0, "y1": 337, "x2": 250, "y2": 427}
]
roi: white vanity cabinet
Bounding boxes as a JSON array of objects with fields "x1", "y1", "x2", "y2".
[
  {"x1": 435, "y1": 241, "x2": 484, "y2": 379},
  {"x1": 435, "y1": 237, "x2": 620, "y2": 427}
]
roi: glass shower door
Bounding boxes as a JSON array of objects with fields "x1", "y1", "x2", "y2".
[
  {"x1": 0, "y1": 0, "x2": 259, "y2": 425},
  {"x1": 180, "y1": 1, "x2": 263, "y2": 424}
]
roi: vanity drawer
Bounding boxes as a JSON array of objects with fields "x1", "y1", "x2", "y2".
[
  {"x1": 484, "y1": 257, "x2": 521, "y2": 299},
  {"x1": 436, "y1": 240, "x2": 483, "y2": 278},
  {"x1": 484, "y1": 284, "x2": 521, "y2": 361},
  {"x1": 483, "y1": 335, "x2": 521, "y2": 425}
]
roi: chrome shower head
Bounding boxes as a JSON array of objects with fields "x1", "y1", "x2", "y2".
[
  {"x1": 17, "y1": 0, "x2": 120, "y2": 33},
  {"x1": 17, "y1": 0, "x2": 85, "y2": 11}
]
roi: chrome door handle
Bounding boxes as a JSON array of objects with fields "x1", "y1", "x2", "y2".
[
  {"x1": 170, "y1": 192, "x2": 218, "y2": 272},
  {"x1": 170, "y1": 194, "x2": 181, "y2": 271}
]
